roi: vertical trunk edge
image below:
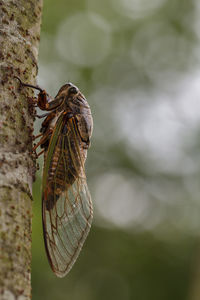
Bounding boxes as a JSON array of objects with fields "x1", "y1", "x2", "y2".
[{"x1": 0, "y1": 1, "x2": 43, "y2": 299}]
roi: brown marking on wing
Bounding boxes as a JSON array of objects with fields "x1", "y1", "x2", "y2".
[{"x1": 44, "y1": 117, "x2": 87, "y2": 211}]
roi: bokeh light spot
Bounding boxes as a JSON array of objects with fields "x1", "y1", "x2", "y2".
[
  {"x1": 94, "y1": 173, "x2": 149, "y2": 227},
  {"x1": 111, "y1": 0, "x2": 166, "y2": 19},
  {"x1": 56, "y1": 12, "x2": 112, "y2": 67}
]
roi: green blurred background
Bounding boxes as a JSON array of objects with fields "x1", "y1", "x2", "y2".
[{"x1": 32, "y1": 0, "x2": 200, "y2": 299}]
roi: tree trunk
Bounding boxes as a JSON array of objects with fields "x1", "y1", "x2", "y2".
[{"x1": 0, "y1": 1, "x2": 43, "y2": 299}]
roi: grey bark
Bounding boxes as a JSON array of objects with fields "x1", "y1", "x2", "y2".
[{"x1": 0, "y1": 1, "x2": 43, "y2": 299}]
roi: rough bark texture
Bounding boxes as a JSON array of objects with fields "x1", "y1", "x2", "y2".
[{"x1": 0, "y1": 1, "x2": 43, "y2": 299}]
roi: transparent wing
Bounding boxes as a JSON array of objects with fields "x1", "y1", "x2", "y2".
[{"x1": 42, "y1": 115, "x2": 93, "y2": 277}]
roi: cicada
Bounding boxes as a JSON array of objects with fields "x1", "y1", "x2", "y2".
[{"x1": 15, "y1": 77, "x2": 93, "y2": 277}]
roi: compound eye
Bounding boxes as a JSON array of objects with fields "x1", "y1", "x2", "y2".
[{"x1": 69, "y1": 86, "x2": 78, "y2": 94}]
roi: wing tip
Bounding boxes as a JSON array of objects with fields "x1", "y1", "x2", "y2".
[
  {"x1": 51, "y1": 219, "x2": 93, "y2": 278},
  {"x1": 53, "y1": 268, "x2": 71, "y2": 278}
]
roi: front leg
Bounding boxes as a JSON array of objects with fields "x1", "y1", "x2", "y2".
[{"x1": 14, "y1": 76, "x2": 54, "y2": 111}]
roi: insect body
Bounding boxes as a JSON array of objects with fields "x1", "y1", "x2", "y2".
[{"x1": 15, "y1": 77, "x2": 93, "y2": 277}]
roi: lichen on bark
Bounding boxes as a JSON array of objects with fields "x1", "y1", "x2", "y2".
[{"x1": 0, "y1": 0, "x2": 43, "y2": 299}]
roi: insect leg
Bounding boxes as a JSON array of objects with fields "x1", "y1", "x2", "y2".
[
  {"x1": 36, "y1": 149, "x2": 45, "y2": 158},
  {"x1": 14, "y1": 76, "x2": 43, "y2": 92},
  {"x1": 36, "y1": 112, "x2": 53, "y2": 119},
  {"x1": 14, "y1": 76, "x2": 52, "y2": 111},
  {"x1": 33, "y1": 129, "x2": 53, "y2": 151},
  {"x1": 33, "y1": 133, "x2": 43, "y2": 140},
  {"x1": 40, "y1": 112, "x2": 56, "y2": 128}
]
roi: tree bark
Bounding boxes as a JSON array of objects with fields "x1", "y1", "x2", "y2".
[{"x1": 0, "y1": 1, "x2": 43, "y2": 299}]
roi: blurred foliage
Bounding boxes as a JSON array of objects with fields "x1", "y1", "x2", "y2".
[{"x1": 32, "y1": 0, "x2": 200, "y2": 299}]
